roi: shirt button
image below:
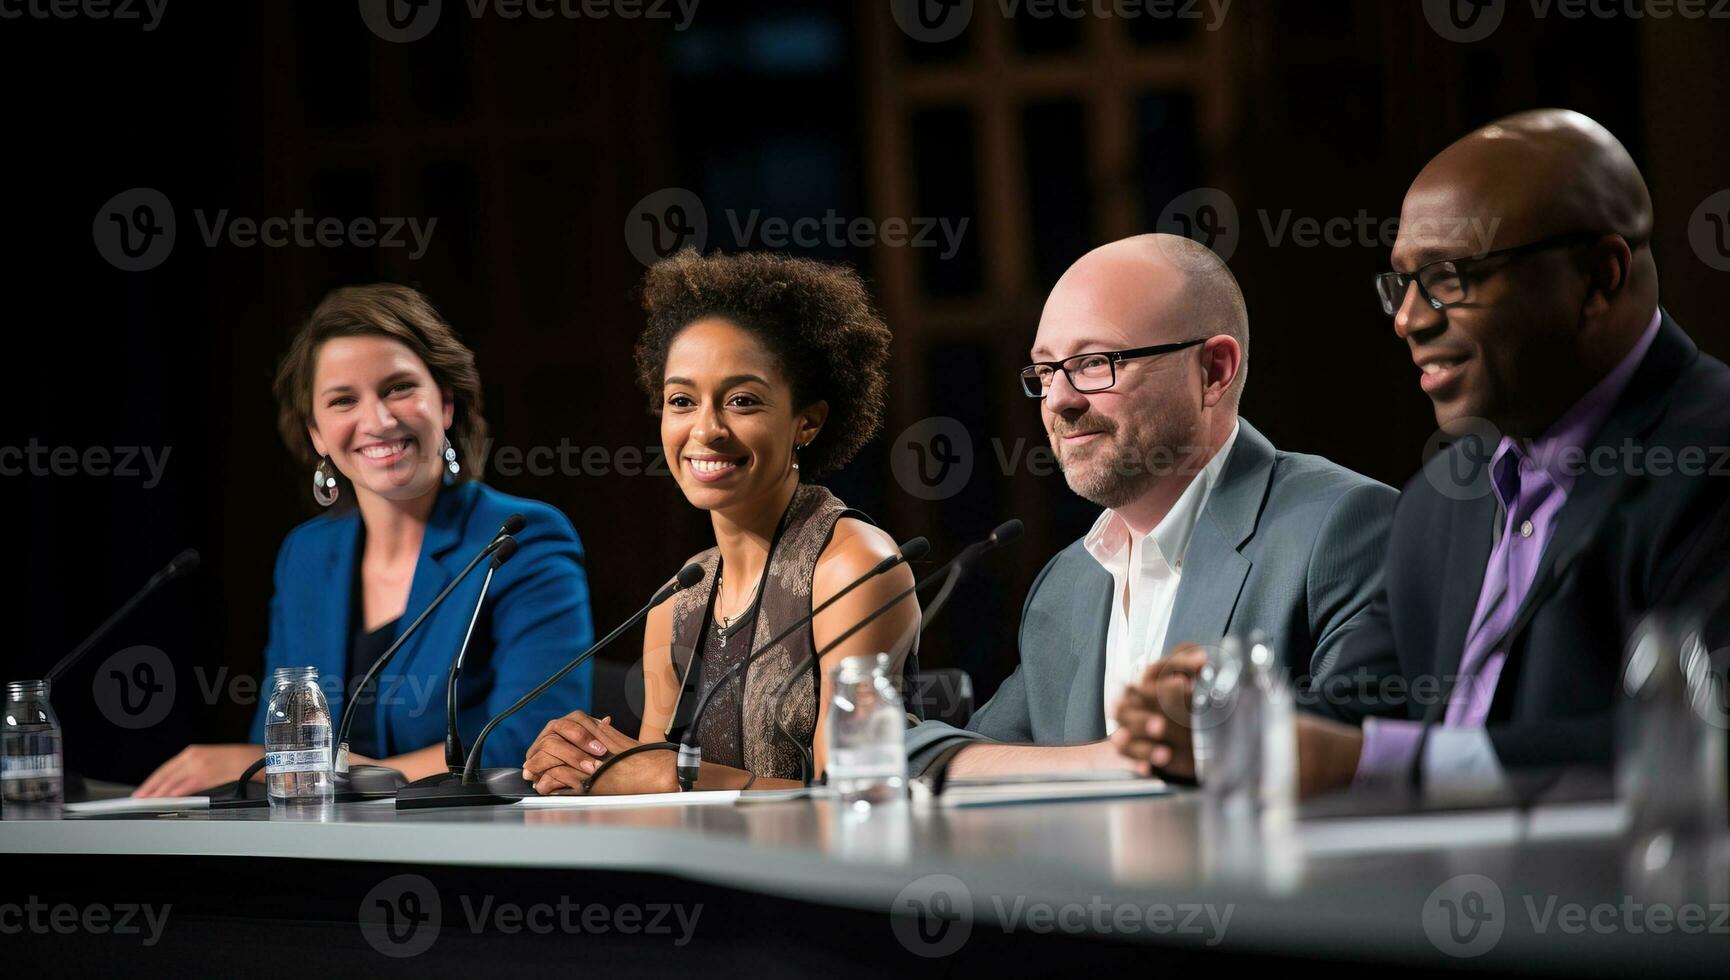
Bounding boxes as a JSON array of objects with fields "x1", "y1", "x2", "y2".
[{"x1": 1519, "y1": 520, "x2": 1534, "y2": 538}]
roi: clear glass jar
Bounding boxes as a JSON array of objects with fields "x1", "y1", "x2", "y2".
[
  {"x1": 264, "y1": 666, "x2": 333, "y2": 809},
  {"x1": 2, "y1": 679, "x2": 64, "y2": 811},
  {"x1": 826, "y1": 653, "x2": 909, "y2": 807}
]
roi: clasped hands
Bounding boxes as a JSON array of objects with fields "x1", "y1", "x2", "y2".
[
  {"x1": 521, "y1": 711, "x2": 678, "y2": 796},
  {"x1": 1110, "y1": 643, "x2": 1365, "y2": 798}
]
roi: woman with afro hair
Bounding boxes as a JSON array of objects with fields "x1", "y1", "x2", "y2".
[{"x1": 522, "y1": 249, "x2": 921, "y2": 794}]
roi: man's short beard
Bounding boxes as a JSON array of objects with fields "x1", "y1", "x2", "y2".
[
  {"x1": 1054, "y1": 409, "x2": 1200, "y2": 511},
  {"x1": 1061, "y1": 440, "x2": 1156, "y2": 509}
]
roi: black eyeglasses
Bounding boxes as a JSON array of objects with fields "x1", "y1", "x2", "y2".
[
  {"x1": 1019, "y1": 339, "x2": 1207, "y2": 399},
  {"x1": 1372, "y1": 231, "x2": 1638, "y2": 316}
]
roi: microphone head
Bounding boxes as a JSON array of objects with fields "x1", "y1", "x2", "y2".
[
  {"x1": 988, "y1": 519, "x2": 1024, "y2": 549},
  {"x1": 501, "y1": 513, "x2": 527, "y2": 536},
  {"x1": 900, "y1": 536, "x2": 931, "y2": 562},
  {"x1": 490, "y1": 535, "x2": 520, "y2": 568},
  {"x1": 167, "y1": 548, "x2": 201, "y2": 577},
  {"x1": 676, "y1": 563, "x2": 706, "y2": 589}
]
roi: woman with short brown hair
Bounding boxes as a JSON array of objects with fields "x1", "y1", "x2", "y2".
[{"x1": 135, "y1": 284, "x2": 595, "y2": 797}]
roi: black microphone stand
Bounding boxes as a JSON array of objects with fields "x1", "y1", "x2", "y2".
[
  {"x1": 394, "y1": 564, "x2": 706, "y2": 809},
  {"x1": 212, "y1": 518, "x2": 523, "y2": 809}
]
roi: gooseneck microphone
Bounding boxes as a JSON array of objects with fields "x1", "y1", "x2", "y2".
[
  {"x1": 332, "y1": 514, "x2": 525, "y2": 776},
  {"x1": 214, "y1": 515, "x2": 524, "y2": 808},
  {"x1": 394, "y1": 562, "x2": 706, "y2": 809},
  {"x1": 767, "y1": 519, "x2": 1023, "y2": 786},
  {"x1": 44, "y1": 549, "x2": 201, "y2": 686},
  {"x1": 443, "y1": 535, "x2": 520, "y2": 772},
  {"x1": 919, "y1": 520, "x2": 1022, "y2": 631},
  {"x1": 666, "y1": 536, "x2": 933, "y2": 793}
]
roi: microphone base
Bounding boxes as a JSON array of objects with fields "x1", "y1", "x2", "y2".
[
  {"x1": 333, "y1": 764, "x2": 407, "y2": 800},
  {"x1": 394, "y1": 769, "x2": 536, "y2": 810},
  {"x1": 202, "y1": 764, "x2": 407, "y2": 810}
]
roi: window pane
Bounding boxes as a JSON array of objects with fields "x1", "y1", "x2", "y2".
[
  {"x1": 1133, "y1": 92, "x2": 1201, "y2": 231},
  {"x1": 1022, "y1": 99, "x2": 1093, "y2": 289},
  {"x1": 910, "y1": 106, "x2": 984, "y2": 297}
]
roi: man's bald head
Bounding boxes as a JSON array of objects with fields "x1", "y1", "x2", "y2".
[
  {"x1": 1396, "y1": 108, "x2": 1654, "y2": 269},
  {"x1": 1389, "y1": 109, "x2": 1660, "y2": 438},
  {"x1": 1045, "y1": 233, "x2": 1250, "y2": 405},
  {"x1": 1032, "y1": 234, "x2": 1248, "y2": 530}
]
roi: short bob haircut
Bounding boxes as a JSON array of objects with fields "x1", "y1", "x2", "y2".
[
  {"x1": 633, "y1": 248, "x2": 892, "y2": 480},
  {"x1": 274, "y1": 283, "x2": 488, "y2": 501}
]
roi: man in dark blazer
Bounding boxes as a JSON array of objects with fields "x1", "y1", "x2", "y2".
[
  {"x1": 906, "y1": 234, "x2": 1396, "y2": 778},
  {"x1": 1115, "y1": 110, "x2": 1730, "y2": 795}
]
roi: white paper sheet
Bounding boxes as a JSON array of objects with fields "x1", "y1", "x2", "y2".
[
  {"x1": 515, "y1": 790, "x2": 742, "y2": 808},
  {"x1": 63, "y1": 796, "x2": 209, "y2": 815}
]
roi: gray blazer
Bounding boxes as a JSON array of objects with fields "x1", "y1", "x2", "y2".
[{"x1": 906, "y1": 418, "x2": 1396, "y2": 775}]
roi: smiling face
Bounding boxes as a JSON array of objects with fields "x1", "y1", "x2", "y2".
[
  {"x1": 1390, "y1": 179, "x2": 1583, "y2": 435},
  {"x1": 307, "y1": 335, "x2": 453, "y2": 504},
  {"x1": 660, "y1": 317, "x2": 824, "y2": 515},
  {"x1": 1031, "y1": 251, "x2": 1213, "y2": 510},
  {"x1": 1388, "y1": 112, "x2": 1657, "y2": 438}
]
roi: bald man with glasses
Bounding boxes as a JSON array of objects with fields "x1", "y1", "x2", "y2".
[
  {"x1": 906, "y1": 233, "x2": 1395, "y2": 781},
  {"x1": 1116, "y1": 110, "x2": 1730, "y2": 797}
]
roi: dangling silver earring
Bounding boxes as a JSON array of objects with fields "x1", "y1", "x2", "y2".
[
  {"x1": 312, "y1": 456, "x2": 340, "y2": 507},
  {"x1": 442, "y1": 435, "x2": 460, "y2": 486},
  {"x1": 792, "y1": 442, "x2": 804, "y2": 472}
]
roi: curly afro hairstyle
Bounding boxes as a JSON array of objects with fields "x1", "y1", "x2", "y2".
[{"x1": 634, "y1": 248, "x2": 893, "y2": 480}]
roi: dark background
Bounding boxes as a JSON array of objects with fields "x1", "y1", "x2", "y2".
[{"x1": 6, "y1": 1, "x2": 1728, "y2": 783}]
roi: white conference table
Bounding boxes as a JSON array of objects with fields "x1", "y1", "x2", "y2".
[{"x1": 1, "y1": 787, "x2": 1724, "y2": 976}]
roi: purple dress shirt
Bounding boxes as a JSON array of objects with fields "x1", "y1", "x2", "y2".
[{"x1": 1355, "y1": 309, "x2": 1664, "y2": 783}]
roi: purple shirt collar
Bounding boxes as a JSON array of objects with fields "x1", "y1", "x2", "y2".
[{"x1": 1492, "y1": 308, "x2": 1662, "y2": 495}]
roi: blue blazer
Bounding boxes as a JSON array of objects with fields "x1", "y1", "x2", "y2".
[{"x1": 249, "y1": 480, "x2": 594, "y2": 768}]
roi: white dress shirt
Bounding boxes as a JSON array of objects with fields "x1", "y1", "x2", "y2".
[{"x1": 1087, "y1": 422, "x2": 1239, "y2": 735}]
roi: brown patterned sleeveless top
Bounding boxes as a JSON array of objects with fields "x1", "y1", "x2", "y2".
[{"x1": 670, "y1": 483, "x2": 865, "y2": 780}]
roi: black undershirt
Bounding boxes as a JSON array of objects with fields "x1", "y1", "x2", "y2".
[{"x1": 347, "y1": 555, "x2": 401, "y2": 759}]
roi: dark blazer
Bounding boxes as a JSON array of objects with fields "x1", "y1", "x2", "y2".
[
  {"x1": 906, "y1": 419, "x2": 1396, "y2": 774},
  {"x1": 1310, "y1": 311, "x2": 1730, "y2": 771},
  {"x1": 248, "y1": 480, "x2": 595, "y2": 767}
]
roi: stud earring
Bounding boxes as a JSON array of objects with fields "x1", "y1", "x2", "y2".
[
  {"x1": 312, "y1": 456, "x2": 340, "y2": 507},
  {"x1": 443, "y1": 435, "x2": 460, "y2": 486}
]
